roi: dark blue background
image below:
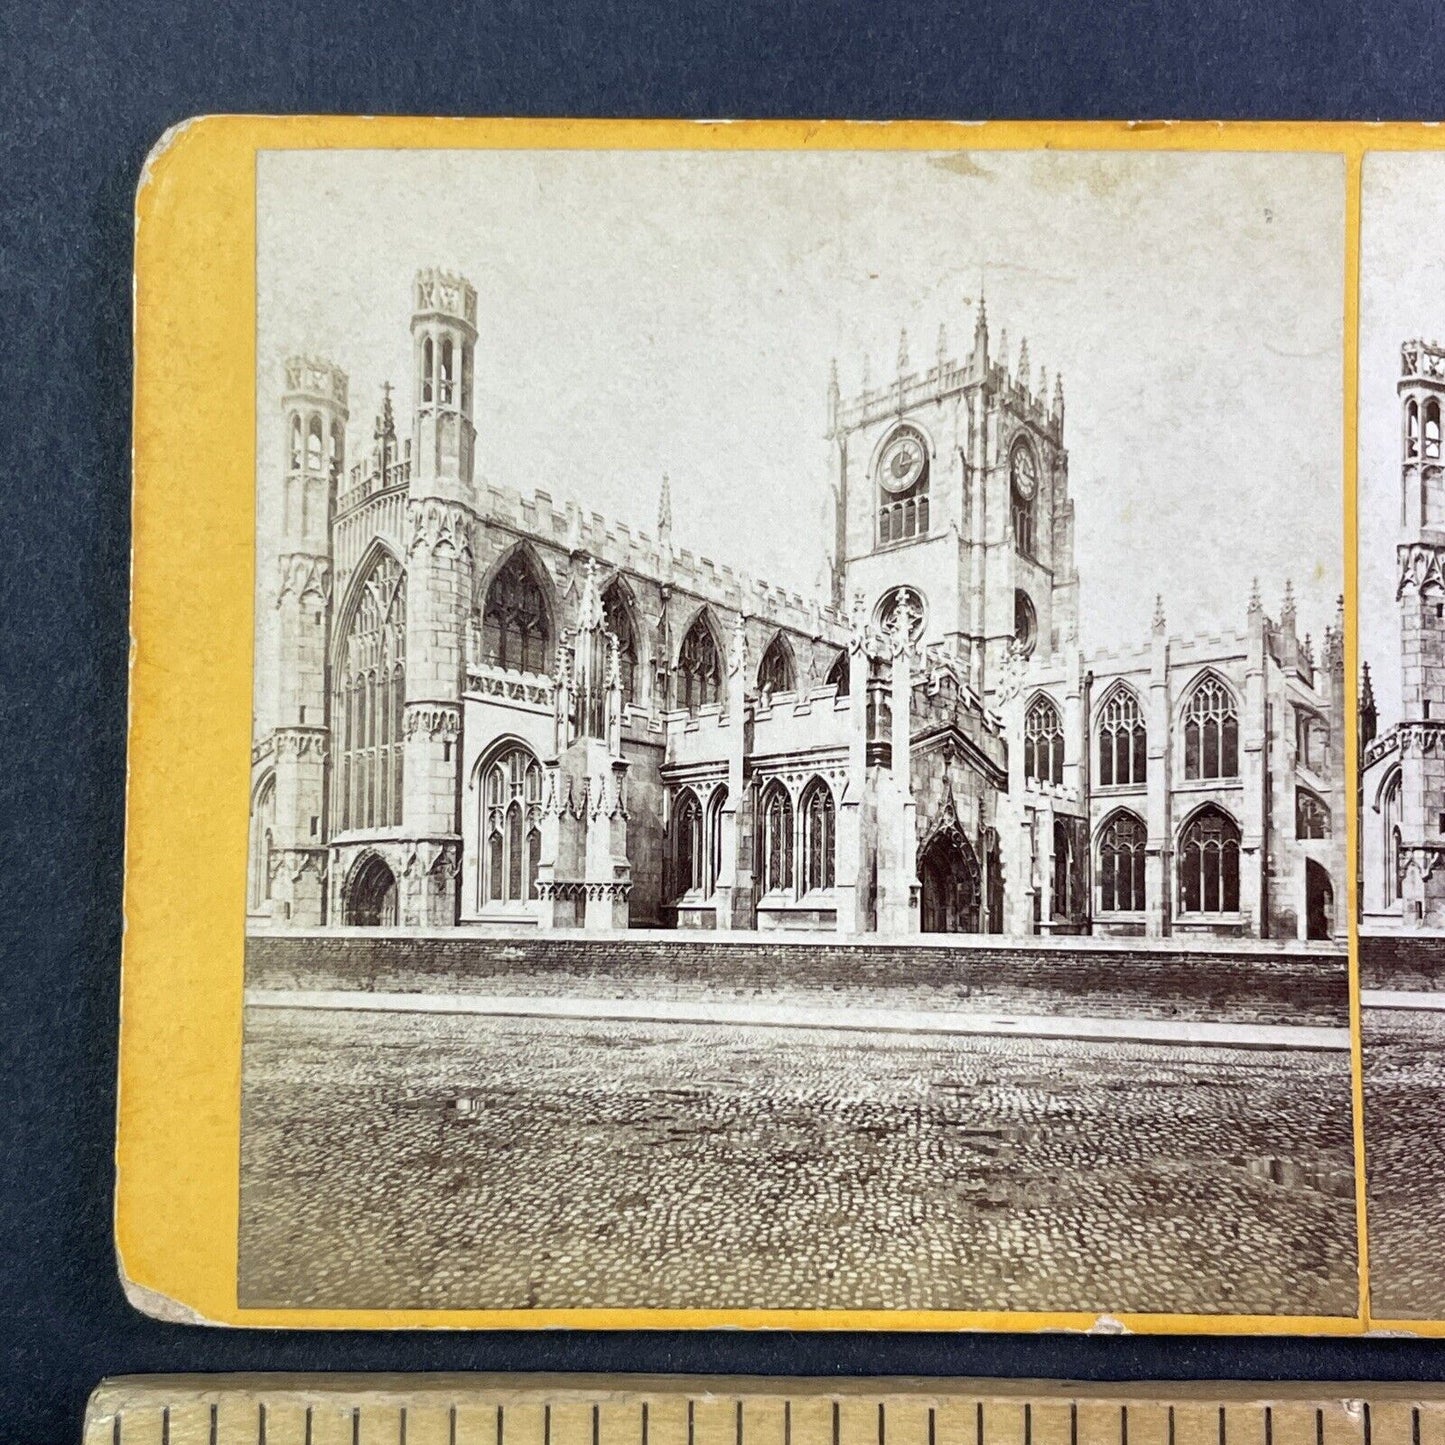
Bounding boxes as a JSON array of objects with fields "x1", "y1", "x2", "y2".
[{"x1": 6, "y1": 2, "x2": 1445, "y2": 1442}]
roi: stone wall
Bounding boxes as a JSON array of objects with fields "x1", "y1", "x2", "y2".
[{"x1": 248, "y1": 934, "x2": 1347, "y2": 1028}]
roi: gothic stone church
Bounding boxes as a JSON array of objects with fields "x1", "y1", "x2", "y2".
[
  {"x1": 1361, "y1": 339, "x2": 1445, "y2": 930},
  {"x1": 249, "y1": 268, "x2": 1345, "y2": 940}
]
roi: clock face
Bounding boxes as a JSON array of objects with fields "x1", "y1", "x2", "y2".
[
  {"x1": 879, "y1": 432, "x2": 927, "y2": 494},
  {"x1": 1011, "y1": 445, "x2": 1038, "y2": 500}
]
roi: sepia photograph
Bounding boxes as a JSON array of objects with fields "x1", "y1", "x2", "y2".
[
  {"x1": 241, "y1": 146, "x2": 1354, "y2": 1317},
  {"x1": 1357, "y1": 149, "x2": 1445, "y2": 1321}
]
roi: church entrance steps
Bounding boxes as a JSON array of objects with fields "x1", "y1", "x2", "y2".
[
  {"x1": 245, "y1": 986, "x2": 1348, "y2": 1052},
  {"x1": 246, "y1": 934, "x2": 1347, "y2": 1030}
]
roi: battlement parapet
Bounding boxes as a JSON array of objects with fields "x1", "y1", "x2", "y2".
[
  {"x1": 413, "y1": 268, "x2": 477, "y2": 328},
  {"x1": 1402, "y1": 338, "x2": 1445, "y2": 384},
  {"x1": 283, "y1": 356, "x2": 349, "y2": 410},
  {"x1": 472, "y1": 479, "x2": 846, "y2": 640}
]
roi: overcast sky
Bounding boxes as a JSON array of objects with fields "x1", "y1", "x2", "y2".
[
  {"x1": 1359, "y1": 150, "x2": 1445, "y2": 727},
  {"x1": 257, "y1": 146, "x2": 1344, "y2": 656}
]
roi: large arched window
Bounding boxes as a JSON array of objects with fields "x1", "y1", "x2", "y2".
[
  {"x1": 757, "y1": 634, "x2": 796, "y2": 698},
  {"x1": 761, "y1": 783, "x2": 795, "y2": 894},
  {"x1": 1428, "y1": 399, "x2": 1442, "y2": 460},
  {"x1": 481, "y1": 550, "x2": 552, "y2": 675},
  {"x1": 1098, "y1": 809, "x2": 1146, "y2": 913},
  {"x1": 479, "y1": 744, "x2": 543, "y2": 908},
  {"x1": 249, "y1": 774, "x2": 276, "y2": 910},
  {"x1": 1296, "y1": 788, "x2": 1330, "y2": 840},
  {"x1": 1383, "y1": 770, "x2": 1403, "y2": 905},
  {"x1": 673, "y1": 788, "x2": 704, "y2": 897},
  {"x1": 876, "y1": 426, "x2": 930, "y2": 545},
  {"x1": 1178, "y1": 805, "x2": 1241, "y2": 914},
  {"x1": 600, "y1": 580, "x2": 639, "y2": 705},
  {"x1": 440, "y1": 337, "x2": 455, "y2": 405},
  {"x1": 801, "y1": 778, "x2": 835, "y2": 893},
  {"x1": 677, "y1": 613, "x2": 721, "y2": 713},
  {"x1": 1023, "y1": 695, "x2": 1064, "y2": 785},
  {"x1": 1097, "y1": 685, "x2": 1147, "y2": 787},
  {"x1": 825, "y1": 650, "x2": 849, "y2": 698},
  {"x1": 707, "y1": 786, "x2": 728, "y2": 895},
  {"x1": 306, "y1": 414, "x2": 324, "y2": 471},
  {"x1": 1010, "y1": 441, "x2": 1039, "y2": 559},
  {"x1": 289, "y1": 414, "x2": 302, "y2": 471},
  {"x1": 1183, "y1": 674, "x2": 1240, "y2": 781},
  {"x1": 335, "y1": 550, "x2": 406, "y2": 832}
]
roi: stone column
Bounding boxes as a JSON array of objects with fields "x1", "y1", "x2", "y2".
[
  {"x1": 877, "y1": 591, "x2": 920, "y2": 935},
  {"x1": 715, "y1": 615, "x2": 755, "y2": 930},
  {"x1": 834, "y1": 594, "x2": 872, "y2": 935}
]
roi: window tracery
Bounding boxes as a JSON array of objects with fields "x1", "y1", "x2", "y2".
[
  {"x1": 677, "y1": 614, "x2": 722, "y2": 712},
  {"x1": 1024, "y1": 695, "x2": 1063, "y2": 785},
  {"x1": 1178, "y1": 805, "x2": 1241, "y2": 913},
  {"x1": 481, "y1": 551, "x2": 552, "y2": 675},
  {"x1": 1183, "y1": 674, "x2": 1239, "y2": 780},
  {"x1": 1098, "y1": 686, "x2": 1147, "y2": 787},
  {"x1": 480, "y1": 744, "x2": 543, "y2": 908},
  {"x1": 1098, "y1": 810, "x2": 1146, "y2": 913}
]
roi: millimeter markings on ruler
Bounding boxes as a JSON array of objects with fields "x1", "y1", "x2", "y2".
[{"x1": 82, "y1": 1377, "x2": 1445, "y2": 1445}]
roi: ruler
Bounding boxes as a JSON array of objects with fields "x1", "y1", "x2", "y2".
[{"x1": 81, "y1": 1377, "x2": 1445, "y2": 1445}]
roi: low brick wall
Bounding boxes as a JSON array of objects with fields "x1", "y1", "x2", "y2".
[
  {"x1": 247, "y1": 933, "x2": 1347, "y2": 1027},
  {"x1": 1361, "y1": 933, "x2": 1445, "y2": 992}
]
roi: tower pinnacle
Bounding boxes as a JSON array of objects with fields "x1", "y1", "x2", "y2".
[
  {"x1": 658, "y1": 472, "x2": 672, "y2": 542},
  {"x1": 971, "y1": 289, "x2": 989, "y2": 372}
]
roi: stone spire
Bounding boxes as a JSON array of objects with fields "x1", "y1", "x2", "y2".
[
  {"x1": 1018, "y1": 337, "x2": 1030, "y2": 380},
  {"x1": 1038, "y1": 364, "x2": 1048, "y2": 400},
  {"x1": 1152, "y1": 593, "x2": 1166, "y2": 634},
  {"x1": 1361, "y1": 661, "x2": 1378, "y2": 749},
  {"x1": 376, "y1": 379, "x2": 396, "y2": 443},
  {"x1": 1282, "y1": 578, "x2": 1297, "y2": 632},
  {"x1": 1052, "y1": 371, "x2": 1064, "y2": 418},
  {"x1": 970, "y1": 289, "x2": 989, "y2": 373},
  {"x1": 1248, "y1": 576, "x2": 1262, "y2": 615},
  {"x1": 658, "y1": 473, "x2": 672, "y2": 548},
  {"x1": 897, "y1": 327, "x2": 910, "y2": 375},
  {"x1": 999, "y1": 328, "x2": 1009, "y2": 378},
  {"x1": 827, "y1": 357, "x2": 840, "y2": 432},
  {"x1": 576, "y1": 555, "x2": 602, "y2": 631}
]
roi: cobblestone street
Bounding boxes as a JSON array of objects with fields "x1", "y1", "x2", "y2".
[
  {"x1": 1363, "y1": 1006, "x2": 1445, "y2": 1319},
  {"x1": 240, "y1": 1002, "x2": 1357, "y2": 1316}
]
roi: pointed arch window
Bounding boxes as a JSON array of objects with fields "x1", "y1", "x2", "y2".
[
  {"x1": 328, "y1": 420, "x2": 344, "y2": 481},
  {"x1": 1010, "y1": 441, "x2": 1039, "y2": 559},
  {"x1": 480, "y1": 744, "x2": 543, "y2": 908},
  {"x1": 1178, "y1": 805, "x2": 1241, "y2": 914},
  {"x1": 677, "y1": 614, "x2": 721, "y2": 713},
  {"x1": 249, "y1": 774, "x2": 276, "y2": 910},
  {"x1": 1098, "y1": 809, "x2": 1146, "y2": 913},
  {"x1": 1383, "y1": 770, "x2": 1404, "y2": 905},
  {"x1": 801, "y1": 778, "x2": 835, "y2": 893},
  {"x1": 422, "y1": 337, "x2": 434, "y2": 404},
  {"x1": 306, "y1": 414, "x2": 324, "y2": 471},
  {"x1": 1428, "y1": 399, "x2": 1442, "y2": 460},
  {"x1": 335, "y1": 551, "x2": 406, "y2": 832},
  {"x1": 876, "y1": 426, "x2": 930, "y2": 545},
  {"x1": 440, "y1": 337, "x2": 455, "y2": 405},
  {"x1": 1024, "y1": 695, "x2": 1064, "y2": 785},
  {"x1": 1097, "y1": 686, "x2": 1147, "y2": 787},
  {"x1": 757, "y1": 635, "x2": 796, "y2": 698},
  {"x1": 1183, "y1": 674, "x2": 1239, "y2": 780},
  {"x1": 289, "y1": 414, "x2": 302, "y2": 471},
  {"x1": 601, "y1": 581, "x2": 639, "y2": 705},
  {"x1": 826, "y1": 650, "x2": 850, "y2": 698},
  {"x1": 707, "y1": 786, "x2": 728, "y2": 896},
  {"x1": 481, "y1": 551, "x2": 552, "y2": 675},
  {"x1": 1296, "y1": 788, "x2": 1330, "y2": 840},
  {"x1": 673, "y1": 788, "x2": 704, "y2": 897},
  {"x1": 761, "y1": 783, "x2": 795, "y2": 894}
]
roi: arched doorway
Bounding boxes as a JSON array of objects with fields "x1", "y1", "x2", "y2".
[
  {"x1": 1306, "y1": 858, "x2": 1334, "y2": 941},
  {"x1": 918, "y1": 826, "x2": 981, "y2": 933},
  {"x1": 347, "y1": 853, "x2": 398, "y2": 927}
]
